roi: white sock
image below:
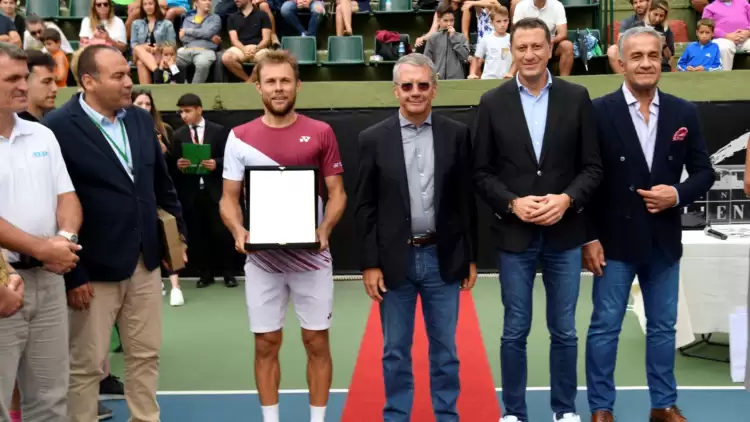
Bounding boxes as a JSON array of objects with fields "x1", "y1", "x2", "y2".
[
  {"x1": 261, "y1": 404, "x2": 279, "y2": 422},
  {"x1": 310, "y1": 405, "x2": 326, "y2": 422}
]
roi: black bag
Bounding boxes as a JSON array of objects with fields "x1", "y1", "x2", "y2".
[{"x1": 416, "y1": 0, "x2": 438, "y2": 10}]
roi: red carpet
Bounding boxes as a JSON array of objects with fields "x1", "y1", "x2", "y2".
[{"x1": 341, "y1": 291, "x2": 500, "y2": 421}]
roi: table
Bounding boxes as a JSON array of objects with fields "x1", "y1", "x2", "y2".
[{"x1": 630, "y1": 225, "x2": 750, "y2": 352}]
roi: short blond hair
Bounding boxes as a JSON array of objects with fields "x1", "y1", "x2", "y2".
[{"x1": 251, "y1": 49, "x2": 301, "y2": 83}]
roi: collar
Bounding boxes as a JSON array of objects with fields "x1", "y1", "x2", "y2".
[
  {"x1": 399, "y1": 111, "x2": 432, "y2": 128},
  {"x1": 622, "y1": 83, "x2": 659, "y2": 108},
  {"x1": 191, "y1": 118, "x2": 206, "y2": 129},
  {"x1": 0, "y1": 114, "x2": 36, "y2": 144},
  {"x1": 530, "y1": 0, "x2": 548, "y2": 11},
  {"x1": 79, "y1": 93, "x2": 127, "y2": 125},
  {"x1": 516, "y1": 69, "x2": 553, "y2": 95}
]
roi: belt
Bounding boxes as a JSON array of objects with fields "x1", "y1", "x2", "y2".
[
  {"x1": 10, "y1": 255, "x2": 43, "y2": 270},
  {"x1": 408, "y1": 233, "x2": 437, "y2": 247}
]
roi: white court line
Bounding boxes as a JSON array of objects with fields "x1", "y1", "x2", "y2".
[{"x1": 155, "y1": 386, "x2": 746, "y2": 396}]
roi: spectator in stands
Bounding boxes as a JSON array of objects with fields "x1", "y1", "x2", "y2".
[
  {"x1": 79, "y1": 0, "x2": 128, "y2": 53},
  {"x1": 690, "y1": 0, "x2": 713, "y2": 16},
  {"x1": 512, "y1": 0, "x2": 573, "y2": 76},
  {"x1": 461, "y1": 0, "x2": 504, "y2": 44},
  {"x1": 153, "y1": 43, "x2": 185, "y2": 82},
  {"x1": 645, "y1": 0, "x2": 674, "y2": 72},
  {"x1": 280, "y1": 0, "x2": 325, "y2": 37},
  {"x1": 176, "y1": 0, "x2": 222, "y2": 83},
  {"x1": 222, "y1": 0, "x2": 272, "y2": 82},
  {"x1": 166, "y1": 0, "x2": 191, "y2": 20},
  {"x1": 40, "y1": 29, "x2": 69, "y2": 87},
  {"x1": 702, "y1": 0, "x2": 750, "y2": 71},
  {"x1": 0, "y1": 0, "x2": 23, "y2": 36},
  {"x1": 334, "y1": 0, "x2": 357, "y2": 36},
  {"x1": 424, "y1": 3, "x2": 470, "y2": 79},
  {"x1": 0, "y1": 11, "x2": 19, "y2": 47},
  {"x1": 23, "y1": 15, "x2": 74, "y2": 54},
  {"x1": 415, "y1": 0, "x2": 481, "y2": 49},
  {"x1": 469, "y1": 5, "x2": 513, "y2": 79},
  {"x1": 131, "y1": 0, "x2": 177, "y2": 84},
  {"x1": 607, "y1": 0, "x2": 648, "y2": 73},
  {"x1": 677, "y1": 18, "x2": 722, "y2": 71}
]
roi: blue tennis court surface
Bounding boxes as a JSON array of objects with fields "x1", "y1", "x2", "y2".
[{"x1": 101, "y1": 387, "x2": 749, "y2": 421}]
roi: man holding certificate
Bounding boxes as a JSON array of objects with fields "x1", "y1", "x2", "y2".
[
  {"x1": 220, "y1": 50, "x2": 347, "y2": 422},
  {"x1": 354, "y1": 53, "x2": 478, "y2": 421}
]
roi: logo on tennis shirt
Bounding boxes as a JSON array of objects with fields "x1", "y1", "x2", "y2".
[
  {"x1": 300, "y1": 136, "x2": 311, "y2": 143},
  {"x1": 32, "y1": 151, "x2": 48, "y2": 158}
]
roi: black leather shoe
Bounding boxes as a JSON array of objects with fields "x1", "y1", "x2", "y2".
[
  {"x1": 224, "y1": 275, "x2": 238, "y2": 288},
  {"x1": 196, "y1": 275, "x2": 215, "y2": 288}
]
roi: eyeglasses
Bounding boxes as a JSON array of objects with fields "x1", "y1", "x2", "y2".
[
  {"x1": 398, "y1": 82, "x2": 431, "y2": 92},
  {"x1": 30, "y1": 30, "x2": 42, "y2": 36},
  {"x1": 95, "y1": 2, "x2": 110, "y2": 8}
]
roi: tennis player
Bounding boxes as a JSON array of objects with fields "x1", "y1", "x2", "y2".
[{"x1": 220, "y1": 49, "x2": 347, "y2": 422}]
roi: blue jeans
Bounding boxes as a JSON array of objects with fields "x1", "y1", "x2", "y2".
[
  {"x1": 380, "y1": 245, "x2": 461, "y2": 422},
  {"x1": 280, "y1": 0, "x2": 325, "y2": 36},
  {"x1": 497, "y1": 233, "x2": 581, "y2": 421},
  {"x1": 586, "y1": 247, "x2": 679, "y2": 412}
]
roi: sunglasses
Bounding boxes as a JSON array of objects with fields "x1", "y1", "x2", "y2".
[
  {"x1": 95, "y1": 2, "x2": 110, "y2": 7},
  {"x1": 398, "y1": 82, "x2": 431, "y2": 92},
  {"x1": 30, "y1": 30, "x2": 42, "y2": 36}
]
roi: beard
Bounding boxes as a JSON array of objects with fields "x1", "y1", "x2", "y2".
[{"x1": 262, "y1": 93, "x2": 296, "y2": 117}]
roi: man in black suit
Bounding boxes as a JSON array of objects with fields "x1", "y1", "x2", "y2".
[
  {"x1": 472, "y1": 18, "x2": 602, "y2": 422},
  {"x1": 584, "y1": 26, "x2": 714, "y2": 422},
  {"x1": 171, "y1": 93, "x2": 237, "y2": 288},
  {"x1": 42, "y1": 45, "x2": 186, "y2": 422},
  {"x1": 354, "y1": 53, "x2": 478, "y2": 422}
]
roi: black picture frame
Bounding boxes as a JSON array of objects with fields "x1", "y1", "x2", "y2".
[{"x1": 243, "y1": 166, "x2": 321, "y2": 251}]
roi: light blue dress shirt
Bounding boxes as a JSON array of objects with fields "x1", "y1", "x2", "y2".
[
  {"x1": 516, "y1": 70, "x2": 553, "y2": 162},
  {"x1": 79, "y1": 95, "x2": 133, "y2": 181}
]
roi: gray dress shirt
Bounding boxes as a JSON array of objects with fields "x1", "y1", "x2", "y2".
[{"x1": 400, "y1": 112, "x2": 436, "y2": 236}]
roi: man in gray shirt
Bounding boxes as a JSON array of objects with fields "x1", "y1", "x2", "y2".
[
  {"x1": 176, "y1": 0, "x2": 222, "y2": 83},
  {"x1": 354, "y1": 53, "x2": 478, "y2": 421}
]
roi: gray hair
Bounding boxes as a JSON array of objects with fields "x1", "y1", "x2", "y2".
[
  {"x1": 392, "y1": 53, "x2": 438, "y2": 85},
  {"x1": 0, "y1": 41, "x2": 27, "y2": 62},
  {"x1": 618, "y1": 26, "x2": 663, "y2": 60}
]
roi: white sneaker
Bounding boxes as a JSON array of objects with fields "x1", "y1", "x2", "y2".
[
  {"x1": 501, "y1": 417, "x2": 520, "y2": 422},
  {"x1": 170, "y1": 288, "x2": 185, "y2": 306},
  {"x1": 161, "y1": 282, "x2": 166, "y2": 296},
  {"x1": 554, "y1": 413, "x2": 581, "y2": 422}
]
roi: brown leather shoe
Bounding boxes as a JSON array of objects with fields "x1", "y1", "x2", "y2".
[
  {"x1": 649, "y1": 406, "x2": 687, "y2": 422},
  {"x1": 591, "y1": 410, "x2": 614, "y2": 422}
]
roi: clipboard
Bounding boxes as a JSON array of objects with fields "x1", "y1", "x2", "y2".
[{"x1": 243, "y1": 166, "x2": 320, "y2": 251}]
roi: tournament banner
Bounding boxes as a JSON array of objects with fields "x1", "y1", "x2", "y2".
[{"x1": 163, "y1": 101, "x2": 750, "y2": 274}]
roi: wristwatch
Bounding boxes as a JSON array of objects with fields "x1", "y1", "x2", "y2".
[{"x1": 57, "y1": 230, "x2": 79, "y2": 244}]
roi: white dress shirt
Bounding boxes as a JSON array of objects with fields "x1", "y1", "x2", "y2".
[{"x1": 622, "y1": 83, "x2": 659, "y2": 171}]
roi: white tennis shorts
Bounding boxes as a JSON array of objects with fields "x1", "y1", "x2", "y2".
[{"x1": 244, "y1": 260, "x2": 334, "y2": 333}]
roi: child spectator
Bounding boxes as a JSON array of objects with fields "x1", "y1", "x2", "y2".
[
  {"x1": 424, "y1": 3, "x2": 470, "y2": 80},
  {"x1": 153, "y1": 43, "x2": 185, "y2": 83},
  {"x1": 677, "y1": 18, "x2": 722, "y2": 72},
  {"x1": 460, "y1": 0, "x2": 505, "y2": 44},
  {"x1": 468, "y1": 5, "x2": 512, "y2": 79},
  {"x1": 40, "y1": 28, "x2": 69, "y2": 87},
  {"x1": 645, "y1": 0, "x2": 674, "y2": 72}
]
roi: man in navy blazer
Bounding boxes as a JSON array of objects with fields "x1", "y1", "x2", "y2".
[
  {"x1": 584, "y1": 27, "x2": 714, "y2": 422},
  {"x1": 43, "y1": 45, "x2": 186, "y2": 422}
]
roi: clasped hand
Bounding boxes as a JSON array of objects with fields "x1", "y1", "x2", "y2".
[
  {"x1": 512, "y1": 194, "x2": 570, "y2": 226},
  {"x1": 637, "y1": 185, "x2": 677, "y2": 213}
]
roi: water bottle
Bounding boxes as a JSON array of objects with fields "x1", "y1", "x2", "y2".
[
  {"x1": 398, "y1": 41, "x2": 405, "y2": 57},
  {"x1": 385, "y1": 0, "x2": 392, "y2": 11}
]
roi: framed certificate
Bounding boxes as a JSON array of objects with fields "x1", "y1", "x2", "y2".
[{"x1": 243, "y1": 166, "x2": 320, "y2": 250}]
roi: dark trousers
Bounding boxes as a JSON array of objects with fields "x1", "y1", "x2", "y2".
[
  {"x1": 380, "y1": 245, "x2": 461, "y2": 422},
  {"x1": 497, "y1": 232, "x2": 582, "y2": 421},
  {"x1": 183, "y1": 188, "x2": 233, "y2": 277},
  {"x1": 586, "y1": 246, "x2": 679, "y2": 412}
]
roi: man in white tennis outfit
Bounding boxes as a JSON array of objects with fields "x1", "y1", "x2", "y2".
[{"x1": 220, "y1": 49, "x2": 347, "y2": 422}]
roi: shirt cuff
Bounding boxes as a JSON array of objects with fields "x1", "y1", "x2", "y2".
[{"x1": 671, "y1": 185, "x2": 680, "y2": 208}]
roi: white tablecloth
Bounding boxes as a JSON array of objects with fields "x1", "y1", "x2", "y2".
[{"x1": 631, "y1": 225, "x2": 750, "y2": 348}]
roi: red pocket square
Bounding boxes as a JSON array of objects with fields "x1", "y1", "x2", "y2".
[{"x1": 672, "y1": 127, "x2": 688, "y2": 141}]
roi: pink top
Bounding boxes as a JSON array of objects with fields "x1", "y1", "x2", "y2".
[{"x1": 702, "y1": 0, "x2": 750, "y2": 39}]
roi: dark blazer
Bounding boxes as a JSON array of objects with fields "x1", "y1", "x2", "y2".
[
  {"x1": 473, "y1": 77, "x2": 603, "y2": 252},
  {"x1": 354, "y1": 113, "x2": 478, "y2": 288},
  {"x1": 169, "y1": 120, "x2": 229, "y2": 204},
  {"x1": 43, "y1": 94, "x2": 186, "y2": 290},
  {"x1": 589, "y1": 88, "x2": 715, "y2": 265}
]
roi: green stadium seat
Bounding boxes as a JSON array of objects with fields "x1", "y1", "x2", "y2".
[
  {"x1": 69, "y1": 0, "x2": 93, "y2": 18},
  {"x1": 282, "y1": 36, "x2": 318, "y2": 65},
  {"x1": 325, "y1": 36, "x2": 364, "y2": 64},
  {"x1": 561, "y1": 0, "x2": 594, "y2": 6},
  {"x1": 376, "y1": 0, "x2": 413, "y2": 13},
  {"x1": 69, "y1": 40, "x2": 80, "y2": 51},
  {"x1": 469, "y1": 32, "x2": 478, "y2": 45},
  {"x1": 26, "y1": 0, "x2": 61, "y2": 18}
]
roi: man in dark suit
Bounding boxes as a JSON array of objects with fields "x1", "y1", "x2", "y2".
[
  {"x1": 42, "y1": 45, "x2": 186, "y2": 422},
  {"x1": 472, "y1": 18, "x2": 602, "y2": 422},
  {"x1": 584, "y1": 26, "x2": 714, "y2": 422},
  {"x1": 354, "y1": 53, "x2": 478, "y2": 422},
  {"x1": 171, "y1": 93, "x2": 237, "y2": 288}
]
